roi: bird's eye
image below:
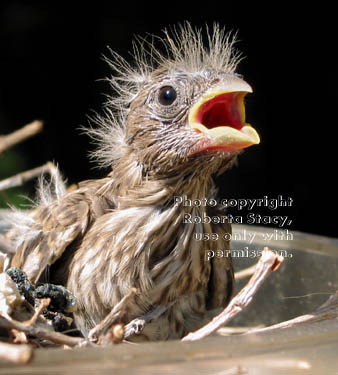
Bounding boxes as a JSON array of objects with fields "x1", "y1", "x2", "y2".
[{"x1": 158, "y1": 86, "x2": 177, "y2": 106}]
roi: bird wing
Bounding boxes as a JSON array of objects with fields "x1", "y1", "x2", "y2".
[{"x1": 11, "y1": 190, "x2": 91, "y2": 284}]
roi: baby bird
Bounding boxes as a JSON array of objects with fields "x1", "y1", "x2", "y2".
[{"x1": 8, "y1": 23, "x2": 259, "y2": 340}]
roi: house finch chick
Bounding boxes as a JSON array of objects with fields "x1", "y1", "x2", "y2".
[{"x1": 7, "y1": 23, "x2": 260, "y2": 341}]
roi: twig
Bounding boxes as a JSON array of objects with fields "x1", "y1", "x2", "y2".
[
  {"x1": 0, "y1": 341, "x2": 33, "y2": 364},
  {"x1": 0, "y1": 120, "x2": 43, "y2": 155},
  {"x1": 0, "y1": 314, "x2": 86, "y2": 347},
  {"x1": 124, "y1": 303, "x2": 174, "y2": 339},
  {"x1": 246, "y1": 291, "x2": 338, "y2": 334},
  {"x1": 234, "y1": 263, "x2": 257, "y2": 281},
  {"x1": 0, "y1": 161, "x2": 57, "y2": 191},
  {"x1": 98, "y1": 324, "x2": 125, "y2": 345},
  {"x1": 25, "y1": 298, "x2": 50, "y2": 326},
  {"x1": 182, "y1": 247, "x2": 284, "y2": 341},
  {"x1": 88, "y1": 288, "x2": 137, "y2": 342},
  {"x1": 10, "y1": 329, "x2": 29, "y2": 344},
  {"x1": 216, "y1": 325, "x2": 264, "y2": 335},
  {"x1": 0, "y1": 234, "x2": 15, "y2": 254}
]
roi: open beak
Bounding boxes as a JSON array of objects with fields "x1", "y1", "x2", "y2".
[{"x1": 189, "y1": 76, "x2": 260, "y2": 153}]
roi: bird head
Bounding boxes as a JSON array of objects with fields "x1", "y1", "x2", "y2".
[{"x1": 90, "y1": 23, "x2": 260, "y2": 180}]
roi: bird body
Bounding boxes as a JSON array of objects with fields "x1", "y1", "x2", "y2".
[{"x1": 6, "y1": 24, "x2": 260, "y2": 340}]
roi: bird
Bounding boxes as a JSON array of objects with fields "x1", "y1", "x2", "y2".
[{"x1": 5, "y1": 23, "x2": 260, "y2": 341}]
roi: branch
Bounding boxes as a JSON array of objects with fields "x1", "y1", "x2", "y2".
[
  {"x1": 88, "y1": 288, "x2": 137, "y2": 342},
  {"x1": 0, "y1": 120, "x2": 43, "y2": 155},
  {"x1": 234, "y1": 263, "x2": 257, "y2": 281},
  {"x1": 0, "y1": 341, "x2": 33, "y2": 364},
  {"x1": 246, "y1": 291, "x2": 338, "y2": 334},
  {"x1": 0, "y1": 161, "x2": 58, "y2": 191},
  {"x1": 182, "y1": 247, "x2": 284, "y2": 341},
  {"x1": 0, "y1": 314, "x2": 85, "y2": 347},
  {"x1": 0, "y1": 286, "x2": 137, "y2": 349}
]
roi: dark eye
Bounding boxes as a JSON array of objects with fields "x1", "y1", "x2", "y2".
[{"x1": 158, "y1": 86, "x2": 177, "y2": 106}]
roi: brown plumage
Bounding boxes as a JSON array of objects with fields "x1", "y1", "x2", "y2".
[{"x1": 6, "y1": 23, "x2": 260, "y2": 340}]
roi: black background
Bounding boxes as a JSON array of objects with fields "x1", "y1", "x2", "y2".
[{"x1": 0, "y1": 2, "x2": 336, "y2": 237}]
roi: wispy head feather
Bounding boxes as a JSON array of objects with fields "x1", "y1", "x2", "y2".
[{"x1": 105, "y1": 22, "x2": 241, "y2": 115}]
